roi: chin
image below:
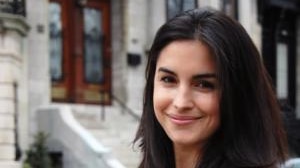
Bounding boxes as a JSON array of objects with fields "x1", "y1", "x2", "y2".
[{"x1": 170, "y1": 134, "x2": 200, "y2": 146}]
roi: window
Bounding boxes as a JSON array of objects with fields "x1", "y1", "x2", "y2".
[
  {"x1": 167, "y1": 0, "x2": 197, "y2": 20},
  {"x1": 222, "y1": 0, "x2": 238, "y2": 19}
]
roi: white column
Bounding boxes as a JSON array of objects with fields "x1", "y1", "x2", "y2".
[
  {"x1": 238, "y1": 0, "x2": 262, "y2": 51},
  {"x1": 146, "y1": 0, "x2": 166, "y2": 48},
  {"x1": 125, "y1": 0, "x2": 147, "y2": 115},
  {"x1": 0, "y1": 13, "x2": 29, "y2": 168}
]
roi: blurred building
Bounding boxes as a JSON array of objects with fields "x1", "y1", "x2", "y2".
[{"x1": 0, "y1": 0, "x2": 299, "y2": 167}]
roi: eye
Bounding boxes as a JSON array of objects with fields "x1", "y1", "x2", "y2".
[
  {"x1": 160, "y1": 76, "x2": 176, "y2": 83},
  {"x1": 193, "y1": 80, "x2": 215, "y2": 91}
]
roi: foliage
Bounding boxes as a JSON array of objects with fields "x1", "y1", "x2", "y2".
[{"x1": 23, "y1": 132, "x2": 53, "y2": 168}]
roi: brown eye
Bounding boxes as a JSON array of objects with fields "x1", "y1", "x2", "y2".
[
  {"x1": 161, "y1": 76, "x2": 176, "y2": 83},
  {"x1": 193, "y1": 80, "x2": 215, "y2": 90}
]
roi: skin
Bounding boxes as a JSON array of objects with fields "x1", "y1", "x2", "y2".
[{"x1": 153, "y1": 40, "x2": 220, "y2": 168}]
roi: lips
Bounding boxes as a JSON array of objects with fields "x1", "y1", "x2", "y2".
[{"x1": 167, "y1": 114, "x2": 202, "y2": 125}]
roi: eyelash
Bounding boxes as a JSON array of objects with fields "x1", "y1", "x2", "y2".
[
  {"x1": 160, "y1": 76, "x2": 176, "y2": 83},
  {"x1": 160, "y1": 76, "x2": 215, "y2": 90},
  {"x1": 193, "y1": 80, "x2": 215, "y2": 90}
]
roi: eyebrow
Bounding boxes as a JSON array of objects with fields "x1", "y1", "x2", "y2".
[{"x1": 158, "y1": 67, "x2": 217, "y2": 79}]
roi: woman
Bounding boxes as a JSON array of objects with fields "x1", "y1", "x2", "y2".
[{"x1": 134, "y1": 8, "x2": 288, "y2": 168}]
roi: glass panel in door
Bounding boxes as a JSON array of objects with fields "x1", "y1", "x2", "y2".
[
  {"x1": 49, "y1": 1, "x2": 70, "y2": 101},
  {"x1": 74, "y1": 1, "x2": 111, "y2": 104},
  {"x1": 49, "y1": 2, "x2": 63, "y2": 81},
  {"x1": 83, "y1": 7, "x2": 103, "y2": 84}
]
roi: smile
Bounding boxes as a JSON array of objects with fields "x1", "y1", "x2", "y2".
[{"x1": 167, "y1": 114, "x2": 203, "y2": 125}]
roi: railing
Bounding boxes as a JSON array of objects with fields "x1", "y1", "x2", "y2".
[
  {"x1": 0, "y1": 0, "x2": 26, "y2": 16},
  {"x1": 111, "y1": 94, "x2": 140, "y2": 121}
]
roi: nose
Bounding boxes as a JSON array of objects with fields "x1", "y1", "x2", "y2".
[{"x1": 173, "y1": 86, "x2": 194, "y2": 110}]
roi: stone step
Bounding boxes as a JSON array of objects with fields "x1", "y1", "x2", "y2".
[
  {"x1": 74, "y1": 106, "x2": 141, "y2": 168},
  {"x1": 0, "y1": 161, "x2": 21, "y2": 168}
]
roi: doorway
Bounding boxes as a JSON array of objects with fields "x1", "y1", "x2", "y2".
[{"x1": 49, "y1": 0, "x2": 112, "y2": 104}]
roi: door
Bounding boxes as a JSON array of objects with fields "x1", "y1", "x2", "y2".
[{"x1": 49, "y1": 0, "x2": 111, "y2": 105}]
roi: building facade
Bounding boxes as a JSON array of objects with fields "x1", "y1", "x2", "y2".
[{"x1": 0, "y1": 0, "x2": 299, "y2": 167}]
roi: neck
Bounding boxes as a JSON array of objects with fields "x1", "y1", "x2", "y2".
[{"x1": 174, "y1": 143, "x2": 201, "y2": 168}]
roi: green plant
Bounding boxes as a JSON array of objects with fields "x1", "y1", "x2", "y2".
[{"x1": 23, "y1": 132, "x2": 53, "y2": 168}]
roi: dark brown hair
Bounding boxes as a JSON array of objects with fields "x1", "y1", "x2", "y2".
[{"x1": 134, "y1": 8, "x2": 288, "y2": 168}]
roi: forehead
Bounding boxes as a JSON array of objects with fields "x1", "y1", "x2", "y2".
[{"x1": 156, "y1": 40, "x2": 216, "y2": 73}]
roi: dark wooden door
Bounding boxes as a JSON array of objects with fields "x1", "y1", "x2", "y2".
[{"x1": 49, "y1": 0, "x2": 111, "y2": 104}]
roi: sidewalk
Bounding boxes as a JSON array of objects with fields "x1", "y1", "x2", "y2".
[{"x1": 74, "y1": 106, "x2": 141, "y2": 168}]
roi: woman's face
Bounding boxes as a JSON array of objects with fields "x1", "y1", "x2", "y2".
[{"x1": 153, "y1": 40, "x2": 220, "y2": 149}]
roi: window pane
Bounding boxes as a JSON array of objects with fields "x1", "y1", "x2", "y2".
[
  {"x1": 222, "y1": 0, "x2": 238, "y2": 19},
  {"x1": 276, "y1": 43, "x2": 288, "y2": 99},
  {"x1": 167, "y1": 0, "x2": 197, "y2": 20},
  {"x1": 183, "y1": 0, "x2": 196, "y2": 11},
  {"x1": 49, "y1": 2, "x2": 63, "y2": 81},
  {"x1": 83, "y1": 8, "x2": 103, "y2": 84},
  {"x1": 167, "y1": 0, "x2": 181, "y2": 19}
]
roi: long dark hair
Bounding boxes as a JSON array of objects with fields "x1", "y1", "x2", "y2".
[{"x1": 134, "y1": 8, "x2": 288, "y2": 168}]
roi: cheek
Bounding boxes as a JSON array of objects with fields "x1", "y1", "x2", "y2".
[
  {"x1": 195, "y1": 94, "x2": 221, "y2": 138},
  {"x1": 153, "y1": 84, "x2": 172, "y2": 115},
  {"x1": 207, "y1": 94, "x2": 220, "y2": 128},
  {"x1": 195, "y1": 93, "x2": 220, "y2": 125}
]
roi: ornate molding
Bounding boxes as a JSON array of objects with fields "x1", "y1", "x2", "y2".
[{"x1": 0, "y1": 13, "x2": 30, "y2": 37}]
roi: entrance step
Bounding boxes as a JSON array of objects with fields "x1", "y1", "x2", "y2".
[{"x1": 73, "y1": 105, "x2": 141, "y2": 168}]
